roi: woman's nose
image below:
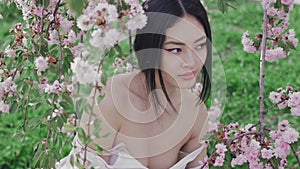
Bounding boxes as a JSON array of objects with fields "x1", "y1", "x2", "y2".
[{"x1": 183, "y1": 49, "x2": 198, "y2": 68}]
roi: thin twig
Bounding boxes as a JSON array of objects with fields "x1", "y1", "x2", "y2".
[
  {"x1": 83, "y1": 51, "x2": 105, "y2": 165},
  {"x1": 259, "y1": 7, "x2": 269, "y2": 145},
  {"x1": 290, "y1": 144, "x2": 300, "y2": 167},
  {"x1": 200, "y1": 150, "x2": 216, "y2": 169},
  {"x1": 229, "y1": 131, "x2": 262, "y2": 144},
  {"x1": 248, "y1": 121, "x2": 260, "y2": 131},
  {"x1": 129, "y1": 30, "x2": 133, "y2": 65},
  {"x1": 38, "y1": 0, "x2": 45, "y2": 55},
  {"x1": 46, "y1": 0, "x2": 61, "y2": 36},
  {"x1": 21, "y1": 84, "x2": 33, "y2": 134},
  {"x1": 264, "y1": 98, "x2": 288, "y2": 114},
  {"x1": 57, "y1": 29, "x2": 63, "y2": 82}
]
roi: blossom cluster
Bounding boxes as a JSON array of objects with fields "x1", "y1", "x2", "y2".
[
  {"x1": 39, "y1": 79, "x2": 73, "y2": 95},
  {"x1": 242, "y1": 0, "x2": 298, "y2": 62},
  {"x1": 71, "y1": 57, "x2": 102, "y2": 85},
  {"x1": 0, "y1": 77, "x2": 16, "y2": 113},
  {"x1": 203, "y1": 119, "x2": 299, "y2": 169},
  {"x1": 269, "y1": 86, "x2": 300, "y2": 116},
  {"x1": 77, "y1": 0, "x2": 147, "y2": 50},
  {"x1": 206, "y1": 98, "x2": 222, "y2": 132},
  {"x1": 112, "y1": 57, "x2": 135, "y2": 74}
]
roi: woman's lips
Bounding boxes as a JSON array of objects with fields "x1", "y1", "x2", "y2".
[{"x1": 178, "y1": 71, "x2": 196, "y2": 80}]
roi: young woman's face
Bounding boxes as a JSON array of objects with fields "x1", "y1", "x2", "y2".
[{"x1": 161, "y1": 14, "x2": 207, "y2": 89}]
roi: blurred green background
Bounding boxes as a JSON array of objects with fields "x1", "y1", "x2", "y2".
[{"x1": 0, "y1": 0, "x2": 300, "y2": 168}]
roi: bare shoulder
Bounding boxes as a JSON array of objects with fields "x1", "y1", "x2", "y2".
[
  {"x1": 79, "y1": 76, "x2": 125, "y2": 150},
  {"x1": 194, "y1": 101, "x2": 208, "y2": 139},
  {"x1": 96, "y1": 77, "x2": 124, "y2": 130}
]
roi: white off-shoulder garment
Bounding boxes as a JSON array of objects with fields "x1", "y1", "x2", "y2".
[{"x1": 56, "y1": 136, "x2": 205, "y2": 169}]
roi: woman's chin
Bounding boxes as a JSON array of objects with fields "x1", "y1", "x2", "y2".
[{"x1": 178, "y1": 80, "x2": 197, "y2": 89}]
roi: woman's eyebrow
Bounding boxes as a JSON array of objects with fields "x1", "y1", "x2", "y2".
[
  {"x1": 164, "y1": 41, "x2": 185, "y2": 46},
  {"x1": 164, "y1": 35, "x2": 206, "y2": 46},
  {"x1": 194, "y1": 35, "x2": 206, "y2": 43}
]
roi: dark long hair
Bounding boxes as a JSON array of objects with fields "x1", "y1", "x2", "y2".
[{"x1": 134, "y1": 0, "x2": 212, "y2": 113}]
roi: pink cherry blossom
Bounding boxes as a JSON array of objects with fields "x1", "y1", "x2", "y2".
[
  {"x1": 32, "y1": 6, "x2": 43, "y2": 17},
  {"x1": 265, "y1": 47, "x2": 284, "y2": 62},
  {"x1": 103, "y1": 29, "x2": 125, "y2": 48},
  {"x1": 266, "y1": 7, "x2": 278, "y2": 16},
  {"x1": 261, "y1": 148, "x2": 273, "y2": 159},
  {"x1": 231, "y1": 154, "x2": 247, "y2": 167},
  {"x1": 71, "y1": 43, "x2": 85, "y2": 58},
  {"x1": 283, "y1": 29, "x2": 299, "y2": 48},
  {"x1": 0, "y1": 100, "x2": 10, "y2": 113},
  {"x1": 290, "y1": 105, "x2": 300, "y2": 116},
  {"x1": 271, "y1": 27, "x2": 282, "y2": 36},
  {"x1": 282, "y1": 127, "x2": 299, "y2": 143},
  {"x1": 77, "y1": 14, "x2": 94, "y2": 31},
  {"x1": 241, "y1": 31, "x2": 257, "y2": 53},
  {"x1": 90, "y1": 29, "x2": 105, "y2": 50},
  {"x1": 213, "y1": 156, "x2": 224, "y2": 166},
  {"x1": 278, "y1": 120, "x2": 290, "y2": 131},
  {"x1": 215, "y1": 143, "x2": 227, "y2": 156},
  {"x1": 126, "y1": 14, "x2": 147, "y2": 30},
  {"x1": 279, "y1": 159, "x2": 288, "y2": 168},
  {"x1": 208, "y1": 105, "x2": 221, "y2": 121},
  {"x1": 35, "y1": 56, "x2": 49, "y2": 73},
  {"x1": 64, "y1": 30, "x2": 77, "y2": 45},
  {"x1": 274, "y1": 139, "x2": 290, "y2": 159},
  {"x1": 269, "y1": 91, "x2": 281, "y2": 104},
  {"x1": 71, "y1": 57, "x2": 101, "y2": 85},
  {"x1": 278, "y1": 100, "x2": 288, "y2": 109},
  {"x1": 281, "y1": 0, "x2": 294, "y2": 5},
  {"x1": 198, "y1": 159, "x2": 209, "y2": 169},
  {"x1": 288, "y1": 92, "x2": 300, "y2": 107},
  {"x1": 93, "y1": 3, "x2": 118, "y2": 23},
  {"x1": 47, "y1": 29, "x2": 59, "y2": 45},
  {"x1": 58, "y1": 15, "x2": 73, "y2": 32},
  {"x1": 4, "y1": 46, "x2": 16, "y2": 58}
]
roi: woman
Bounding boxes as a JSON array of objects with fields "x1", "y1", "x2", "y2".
[{"x1": 58, "y1": 0, "x2": 211, "y2": 168}]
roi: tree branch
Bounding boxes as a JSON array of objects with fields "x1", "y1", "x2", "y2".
[{"x1": 259, "y1": 7, "x2": 269, "y2": 145}]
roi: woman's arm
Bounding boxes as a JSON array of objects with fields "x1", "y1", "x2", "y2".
[
  {"x1": 180, "y1": 102, "x2": 208, "y2": 168},
  {"x1": 79, "y1": 78, "x2": 123, "y2": 163}
]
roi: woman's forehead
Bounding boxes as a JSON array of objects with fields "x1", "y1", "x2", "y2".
[{"x1": 164, "y1": 15, "x2": 206, "y2": 44}]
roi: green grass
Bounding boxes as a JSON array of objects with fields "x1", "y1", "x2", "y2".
[
  {"x1": 0, "y1": 0, "x2": 300, "y2": 168},
  {"x1": 206, "y1": 0, "x2": 300, "y2": 126},
  {"x1": 205, "y1": 1, "x2": 300, "y2": 168}
]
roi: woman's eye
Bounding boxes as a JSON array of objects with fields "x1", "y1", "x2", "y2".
[
  {"x1": 196, "y1": 43, "x2": 206, "y2": 50},
  {"x1": 166, "y1": 48, "x2": 182, "y2": 54}
]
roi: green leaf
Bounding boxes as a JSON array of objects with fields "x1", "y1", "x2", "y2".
[
  {"x1": 115, "y1": 44, "x2": 122, "y2": 55},
  {"x1": 60, "y1": 101, "x2": 70, "y2": 111},
  {"x1": 62, "y1": 92, "x2": 74, "y2": 105},
  {"x1": 9, "y1": 100, "x2": 18, "y2": 113},
  {"x1": 101, "y1": 132, "x2": 111, "y2": 138},
  {"x1": 28, "y1": 117, "x2": 42, "y2": 129},
  {"x1": 286, "y1": 41, "x2": 296, "y2": 50},
  {"x1": 75, "y1": 161, "x2": 85, "y2": 169},
  {"x1": 33, "y1": 148, "x2": 44, "y2": 167},
  {"x1": 63, "y1": 123, "x2": 76, "y2": 132},
  {"x1": 66, "y1": 0, "x2": 87, "y2": 17},
  {"x1": 218, "y1": 0, "x2": 227, "y2": 13},
  {"x1": 93, "y1": 118, "x2": 102, "y2": 138},
  {"x1": 274, "y1": 0, "x2": 282, "y2": 9},
  {"x1": 109, "y1": 48, "x2": 115, "y2": 58},
  {"x1": 48, "y1": 156, "x2": 56, "y2": 168},
  {"x1": 76, "y1": 127, "x2": 90, "y2": 145},
  {"x1": 93, "y1": 143, "x2": 103, "y2": 155},
  {"x1": 52, "y1": 150, "x2": 61, "y2": 161}
]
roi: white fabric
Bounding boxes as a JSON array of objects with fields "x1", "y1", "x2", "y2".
[{"x1": 56, "y1": 136, "x2": 204, "y2": 169}]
